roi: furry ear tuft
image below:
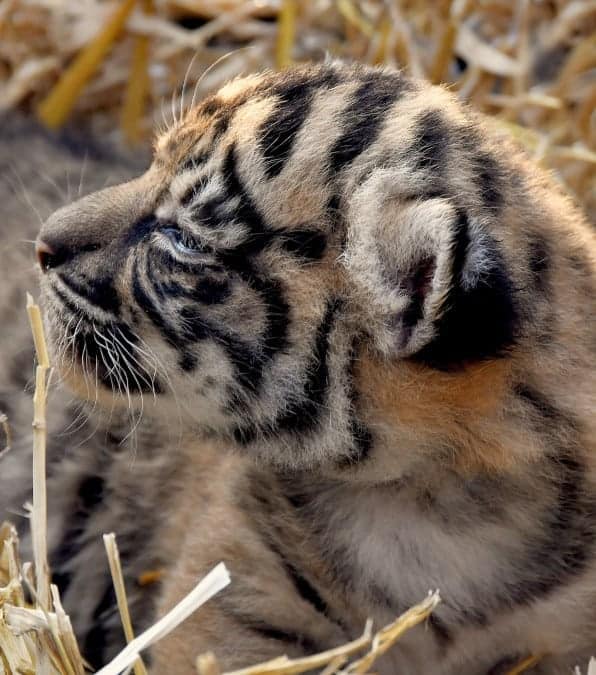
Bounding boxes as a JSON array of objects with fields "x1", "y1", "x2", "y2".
[{"x1": 343, "y1": 170, "x2": 518, "y2": 368}]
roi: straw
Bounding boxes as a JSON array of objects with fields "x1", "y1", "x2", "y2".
[
  {"x1": 103, "y1": 533, "x2": 148, "y2": 675},
  {"x1": 121, "y1": 0, "x2": 154, "y2": 145},
  {"x1": 37, "y1": 0, "x2": 137, "y2": 129},
  {"x1": 26, "y1": 293, "x2": 51, "y2": 612},
  {"x1": 96, "y1": 562, "x2": 231, "y2": 675}
]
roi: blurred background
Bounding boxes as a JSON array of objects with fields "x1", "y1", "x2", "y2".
[{"x1": 0, "y1": 0, "x2": 594, "y2": 219}]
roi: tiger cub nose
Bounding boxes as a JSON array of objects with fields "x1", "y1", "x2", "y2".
[
  {"x1": 36, "y1": 238, "x2": 72, "y2": 272},
  {"x1": 36, "y1": 239, "x2": 55, "y2": 272}
]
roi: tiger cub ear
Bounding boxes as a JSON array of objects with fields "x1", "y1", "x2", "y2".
[{"x1": 343, "y1": 170, "x2": 518, "y2": 368}]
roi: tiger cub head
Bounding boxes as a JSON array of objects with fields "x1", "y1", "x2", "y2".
[{"x1": 36, "y1": 62, "x2": 595, "y2": 479}]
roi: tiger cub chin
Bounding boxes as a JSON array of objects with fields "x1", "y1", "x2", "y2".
[{"x1": 35, "y1": 62, "x2": 595, "y2": 674}]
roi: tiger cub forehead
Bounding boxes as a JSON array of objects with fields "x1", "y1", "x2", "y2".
[{"x1": 153, "y1": 62, "x2": 509, "y2": 248}]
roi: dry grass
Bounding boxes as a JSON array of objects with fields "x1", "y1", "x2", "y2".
[{"x1": 0, "y1": 0, "x2": 594, "y2": 219}]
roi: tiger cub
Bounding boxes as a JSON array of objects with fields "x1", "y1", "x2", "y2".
[{"x1": 33, "y1": 62, "x2": 596, "y2": 674}]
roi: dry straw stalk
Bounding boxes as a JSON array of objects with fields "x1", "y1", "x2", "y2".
[{"x1": 25, "y1": 293, "x2": 51, "y2": 613}]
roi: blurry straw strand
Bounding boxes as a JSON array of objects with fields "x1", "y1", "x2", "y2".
[
  {"x1": 37, "y1": 0, "x2": 137, "y2": 129},
  {"x1": 121, "y1": 0, "x2": 154, "y2": 145},
  {"x1": 26, "y1": 292, "x2": 51, "y2": 612},
  {"x1": 275, "y1": 0, "x2": 297, "y2": 69},
  {"x1": 0, "y1": 411, "x2": 10, "y2": 458},
  {"x1": 103, "y1": 533, "x2": 148, "y2": 675},
  {"x1": 505, "y1": 653, "x2": 543, "y2": 675}
]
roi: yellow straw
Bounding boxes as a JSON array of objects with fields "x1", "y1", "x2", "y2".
[
  {"x1": 26, "y1": 294, "x2": 51, "y2": 612},
  {"x1": 103, "y1": 534, "x2": 148, "y2": 675},
  {"x1": 505, "y1": 654, "x2": 543, "y2": 675},
  {"x1": 430, "y1": 19, "x2": 457, "y2": 83},
  {"x1": 37, "y1": 0, "x2": 137, "y2": 129},
  {"x1": 275, "y1": 0, "x2": 297, "y2": 69},
  {"x1": 121, "y1": 0, "x2": 153, "y2": 144},
  {"x1": 336, "y1": 0, "x2": 374, "y2": 38}
]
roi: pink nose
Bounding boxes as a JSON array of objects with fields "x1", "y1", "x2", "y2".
[{"x1": 36, "y1": 239, "x2": 56, "y2": 272}]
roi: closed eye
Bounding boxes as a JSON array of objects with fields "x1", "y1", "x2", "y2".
[{"x1": 162, "y1": 226, "x2": 204, "y2": 255}]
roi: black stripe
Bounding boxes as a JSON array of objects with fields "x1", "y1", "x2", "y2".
[
  {"x1": 181, "y1": 172, "x2": 217, "y2": 209},
  {"x1": 224, "y1": 277, "x2": 289, "y2": 401},
  {"x1": 52, "y1": 284, "x2": 89, "y2": 318},
  {"x1": 274, "y1": 544, "x2": 330, "y2": 618},
  {"x1": 274, "y1": 300, "x2": 338, "y2": 435},
  {"x1": 179, "y1": 150, "x2": 210, "y2": 177},
  {"x1": 196, "y1": 87, "x2": 255, "y2": 142},
  {"x1": 241, "y1": 472, "x2": 336, "y2": 621},
  {"x1": 515, "y1": 384, "x2": 567, "y2": 426},
  {"x1": 330, "y1": 72, "x2": 408, "y2": 172},
  {"x1": 346, "y1": 420, "x2": 373, "y2": 464},
  {"x1": 259, "y1": 68, "x2": 339, "y2": 178},
  {"x1": 192, "y1": 277, "x2": 231, "y2": 305},
  {"x1": 58, "y1": 273, "x2": 121, "y2": 315},
  {"x1": 124, "y1": 214, "x2": 158, "y2": 247},
  {"x1": 259, "y1": 83, "x2": 315, "y2": 178},
  {"x1": 327, "y1": 193, "x2": 342, "y2": 230},
  {"x1": 132, "y1": 258, "x2": 199, "y2": 371},
  {"x1": 278, "y1": 229, "x2": 327, "y2": 262},
  {"x1": 199, "y1": 95, "x2": 221, "y2": 117},
  {"x1": 73, "y1": 328, "x2": 158, "y2": 394},
  {"x1": 410, "y1": 109, "x2": 452, "y2": 174},
  {"x1": 190, "y1": 197, "x2": 229, "y2": 226},
  {"x1": 250, "y1": 276, "x2": 290, "y2": 363},
  {"x1": 458, "y1": 605, "x2": 488, "y2": 626},
  {"x1": 50, "y1": 476, "x2": 105, "y2": 597},
  {"x1": 528, "y1": 236, "x2": 550, "y2": 293},
  {"x1": 178, "y1": 305, "x2": 212, "y2": 342},
  {"x1": 221, "y1": 142, "x2": 270, "y2": 255},
  {"x1": 230, "y1": 613, "x2": 322, "y2": 654},
  {"x1": 460, "y1": 128, "x2": 506, "y2": 212},
  {"x1": 400, "y1": 256, "x2": 437, "y2": 340},
  {"x1": 179, "y1": 352, "x2": 198, "y2": 372},
  {"x1": 472, "y1": 150, "x2": 505, "y2": 211},
  {"x1": 414, "y1": 212, "x2": 518, "y2": 369},
  {"x1": 83, "y1": 582, "x2": 117, "y2": 669},
  {"x1": 132, "y1": 259, "x2": 180, "y2": 347},
  {"x1": 337, "y1": 337, "x2": 373, "y2": 467},
  {"x1": 428, "y1": 614, "x2": 453, "y2": 647},
  {"x1": 508, "y1": 452, "x2": 592, "y2": 603}
]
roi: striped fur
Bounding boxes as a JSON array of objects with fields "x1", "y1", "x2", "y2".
[{"x1": 3, "y1": 60, "x2": 596, "y2": 673}]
